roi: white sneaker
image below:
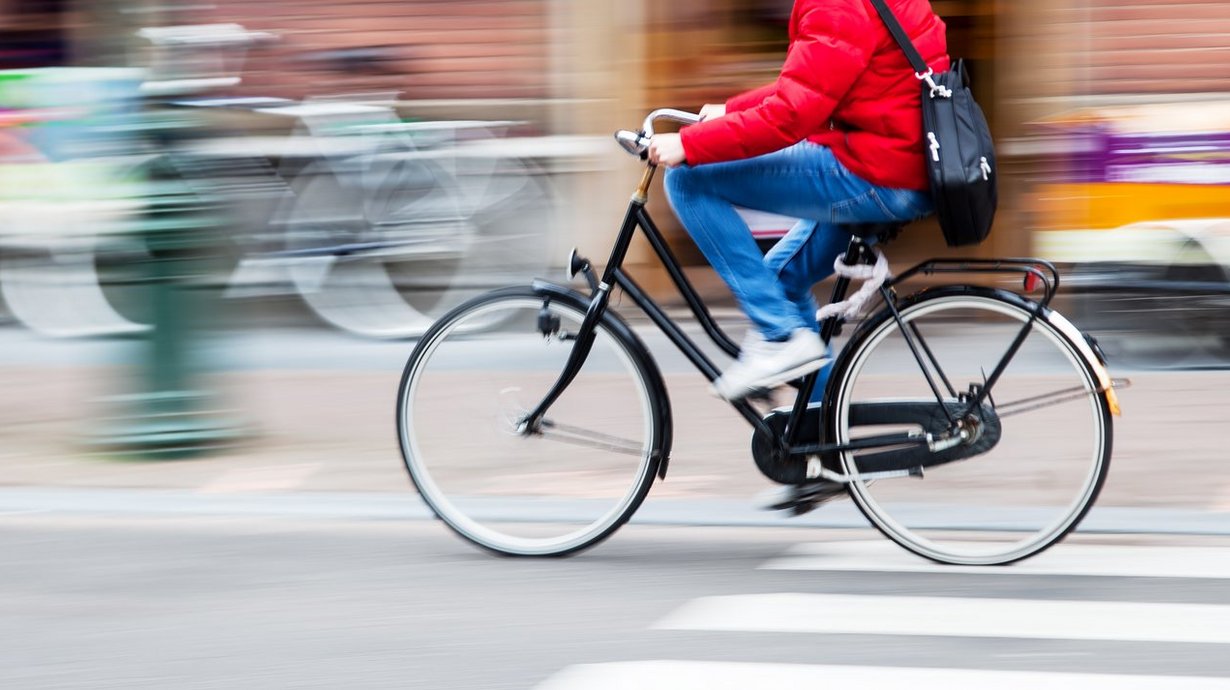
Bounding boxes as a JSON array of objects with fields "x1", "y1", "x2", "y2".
[
  {"x1": 712, "y1": 329, "x2": 827, "y2": 401},
  {"x1": 737, "y1": 329, "x2": 764, "y2": 354}
]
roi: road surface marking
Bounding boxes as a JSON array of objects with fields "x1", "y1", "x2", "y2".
[
  {"x1": 652, "y1": 593, "x2": 1230, "y2": 644},
  {"x1": 761, "y1": 540, "x2": 1230, "y2": 579},
  {"x1": 535, "y1": 661, "x2": 1230, "y2": 690}
]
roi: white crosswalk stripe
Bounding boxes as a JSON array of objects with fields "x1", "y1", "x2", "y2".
[
  {"x1": 536, "y1": 661, "x2": 1230, "y2": 690},
  {"x1": 534, "y1": 541, "x2": 1230, "y2": 689},
  {"x1": 653, "y1": 592, "x2": 1230, "y2": 644},
  {"x1": 761, "y1": 540, "x2": 1230, "y2": 579}
]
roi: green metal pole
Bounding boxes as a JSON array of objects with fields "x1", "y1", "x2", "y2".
[{"x1": 90, "y1": 114, "x2": 244, "y2": 460}]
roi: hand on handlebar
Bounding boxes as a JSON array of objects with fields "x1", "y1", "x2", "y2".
[
  {"x1": 647, "y1": 133, "x2": 687, "y2": 168},
  {"x1": 642, "y1": 109, "x2": 701, "y2": 166},
  {"x1": 614, "y1": 109, "x2": 701, "y2": 161},
  {"x1": 698, "y1": 103, "x2": 726, "y2": 121}
]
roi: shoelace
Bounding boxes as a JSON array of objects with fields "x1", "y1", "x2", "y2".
[{"x1": 815, "y1": 246, "x2": 890, "y2": 322}]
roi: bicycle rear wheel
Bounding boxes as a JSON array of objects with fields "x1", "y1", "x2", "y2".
[
  {"x1": 828, "y1": 288, "x2": 1113, "y2": 565},
  {"x1": 396, "y1": 285, "x2": 668, "y2": 556}
]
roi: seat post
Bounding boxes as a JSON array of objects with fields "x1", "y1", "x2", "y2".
[
  {"x1": 840, "y1": 235, "x2": 870, "y2": 267},
  {"x1": 785, "y1": 234, "x2": 874, "y2": 448},
  {"x1": 819, "y1": 237, "x2": 867, "y2": 344}
]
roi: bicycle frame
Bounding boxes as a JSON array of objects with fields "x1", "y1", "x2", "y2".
[{"x1": 520, "y1": 156, "x2": 1085, "y2": 473}]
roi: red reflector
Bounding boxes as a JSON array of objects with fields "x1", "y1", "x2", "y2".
[{"x1": 1024, "y1": 271, "x2": 1041, "y2": 292}]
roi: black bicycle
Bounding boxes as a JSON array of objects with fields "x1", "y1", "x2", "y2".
[{"x1": 396, "y1": 109, "x2": 1123, "y2": 566}]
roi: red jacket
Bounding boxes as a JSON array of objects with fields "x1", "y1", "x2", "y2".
[{"x1": 679, "y1": 0, "x2": 949, "y2": 191}]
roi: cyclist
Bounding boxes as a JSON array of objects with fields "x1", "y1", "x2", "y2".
[{"x1": 649, "y1": 0, "x2": 948, "y2": 401}]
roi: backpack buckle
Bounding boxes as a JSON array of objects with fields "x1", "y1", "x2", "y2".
[{"x1": 915, "y1": 68, "x2": 952, "y2": 98}]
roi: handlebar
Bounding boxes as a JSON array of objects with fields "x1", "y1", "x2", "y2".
[
  {"x1": 614, "y1": 108, "x2": 702, "y2": 158},
  {"x1": 641, "y1": 108, "x2": 702, "y2": 136}
]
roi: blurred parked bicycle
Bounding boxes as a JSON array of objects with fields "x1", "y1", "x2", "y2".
[
  {"x1": 0, "y1": 23, "x2": 556, "y2": 339},
  {"x1": 176, "y1": 95, "x2": 556, "y2": 338}
]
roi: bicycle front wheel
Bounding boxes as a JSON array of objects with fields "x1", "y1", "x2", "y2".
[
  {"x1": 396, "y1": 285, "x2": 667, "y2": 556},
  {"x1": 828, "y1": 288, "x2": 1113, "y2": 565}
]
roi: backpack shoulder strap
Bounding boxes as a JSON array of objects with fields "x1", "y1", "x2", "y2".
[{"x1": 867, "y1": 0, "x2": 930, "y2": 75}]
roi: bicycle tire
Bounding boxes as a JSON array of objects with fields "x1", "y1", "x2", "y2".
[
  {"x1": 280, "y1": 157, "x2": 466, "y2": 338},
  {"x1": 396, "y1": 284, "x2": 671, "y2": 556},
  {"x1": 280, "y1": 150, "x2": 553, "y2": 339},
  {"x1": 826, "y1": 287, "x2": 1113, "y2": 565}
]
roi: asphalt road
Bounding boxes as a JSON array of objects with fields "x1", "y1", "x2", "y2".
[
  {"x1": 5, "y1": 512, "x2": 1230, "y2": 689},
  {"x1": 3, "y1": 309, "x2": 1230, "y2": 688}
]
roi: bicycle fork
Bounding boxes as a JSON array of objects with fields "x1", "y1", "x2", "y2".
[{"x1": 517, "y1": 195, "x2": 649, "y2": 434}]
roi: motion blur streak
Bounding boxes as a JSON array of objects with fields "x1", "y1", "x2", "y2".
[{"x1": 0, "y1": 1, "x2": 1227, "y2": 687}]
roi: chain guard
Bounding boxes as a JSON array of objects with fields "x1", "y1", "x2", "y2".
[
  {"x1": 847, "y1": 400, "x2": 1001, "y2": 474},
  {"x1": 751, "y1": 400, "x2": 1002, "y2": 485}
]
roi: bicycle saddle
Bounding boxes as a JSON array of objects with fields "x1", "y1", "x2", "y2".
[{"x1": 836, "y1": 222, "x2": 904, "y2": 242}]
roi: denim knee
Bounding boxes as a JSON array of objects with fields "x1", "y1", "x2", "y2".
[{"x1": 663, "y1": 165, "x2": 699, "y2": 211}]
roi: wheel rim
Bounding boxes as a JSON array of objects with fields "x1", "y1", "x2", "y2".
[
  {"x1": 398, "y1": 294, "x2": 657, "y2": 556},
  {"x1": 834, "y1": 295, "x2": 1108, "y2": 565}
]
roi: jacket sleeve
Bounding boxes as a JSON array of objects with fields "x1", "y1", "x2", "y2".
[
  {"x1": 681, "y1": 0, "x2": 876, "y2": 164},
  {"x1": 725, "y1": 83, "x2": 776, "y2": 113}
]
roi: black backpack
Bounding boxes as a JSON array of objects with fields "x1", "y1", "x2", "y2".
[{"x1": 869, "y1": 0, "x2": 998, "y2": 247}]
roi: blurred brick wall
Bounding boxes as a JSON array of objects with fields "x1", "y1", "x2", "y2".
[
  {"x1": 1086, "y1": 1, "x2": 1230, "y2": 95},
  {"x1": 1036, "y1": 0, "x2": 1230, "y2": 98},
  {"x1": 212, "y1": 0, "x2": 551, "y2": 100}
]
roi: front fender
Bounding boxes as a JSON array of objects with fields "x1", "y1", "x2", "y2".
[{"x1": 530, "y1": 280, "x2": 675, "y2": 477}]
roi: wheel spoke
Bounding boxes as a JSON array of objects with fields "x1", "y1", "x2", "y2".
[
  {"x1": 537, "y1": 420, "x2": 645, "y2": 457},
  {"x1": 994, "y1": 385, "x2": 1099, "y2": 418},
  {"x1": 398, "y1": 289, "x2": 659, "y2": 556},
  {"x1": 835, "y1": 292, "x2": 1111, "y2": 565}
]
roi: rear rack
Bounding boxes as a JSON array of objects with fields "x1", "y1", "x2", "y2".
[{"x1": 891, "y1": 258, "x2": 1061, "y2": 308}]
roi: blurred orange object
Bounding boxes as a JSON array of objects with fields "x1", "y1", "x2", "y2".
[{"x1": 1035, "y1": 181, "x2": 1230, "y2": 231}]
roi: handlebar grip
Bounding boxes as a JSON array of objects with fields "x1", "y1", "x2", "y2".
[{"x1": 615, "y1": 130, "x2": 650, "y2": 157}]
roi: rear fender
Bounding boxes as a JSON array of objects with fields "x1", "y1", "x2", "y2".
[{"x1": 832, "y1": 285, "x2": 1117, "y2": 418}]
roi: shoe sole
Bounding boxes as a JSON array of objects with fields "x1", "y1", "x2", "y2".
[
  {"x1": 760, "y1": 482, "x2": 848, "y2": 513},
  {"x1": 711, "y1": 357, "x2": 829, "y2": 401}
]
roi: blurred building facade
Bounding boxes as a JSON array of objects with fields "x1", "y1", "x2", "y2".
[
  {"x1": 3, "y1": 0, "x2": 1227, "y2": 267},
  {"x1": 1007, "y1": 0, "x2": 1230, "y2": 244}
]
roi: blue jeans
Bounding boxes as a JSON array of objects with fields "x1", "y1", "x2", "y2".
[{"x1": 664, "y1": 141, "x2": 932, "y2": 342}]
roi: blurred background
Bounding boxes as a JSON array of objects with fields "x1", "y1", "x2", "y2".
[
  {"x1": 0, "y1": 0, "x2": 1225, "y2": 519},
  {"x1": 0, "y1": 0, "x2": 1226, "y2": 344},
  {"x1": 2, "y1": 1, "x2": 1230, "y2": 688}
]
